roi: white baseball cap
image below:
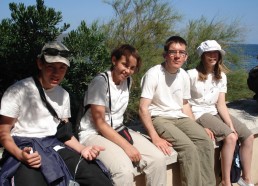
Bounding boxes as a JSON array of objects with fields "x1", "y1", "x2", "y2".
[
  {"x1": 38, "y1": 41, "x2": 71, "y2": 66},
  {"x1": 197, "y1": 40, "x2": 225, "y2": 57}
]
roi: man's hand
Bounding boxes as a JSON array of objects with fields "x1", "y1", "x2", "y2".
[
  {"x1": 20, "y1": 147, "x2": 41, "y2": 168},
  {"x1": 152, "y1": 137, "x2": 172, "y2": 155},
  {"x1": 204, "y1": 128, "x2": 215, "y2": 140}
]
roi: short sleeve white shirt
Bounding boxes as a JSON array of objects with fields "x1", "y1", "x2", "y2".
[
  {"x1": 79, "y1": 71, "x2": 131, "y2": 143},
  {"x1": 140, "y1": 64, "x2": 190, "y2": 118},
  {"x1": 0, "y1": 77, "x2": 71, "y2": 137},
  {"x1": 187, "y1": 69, "x2": 227, "y2": 119}
]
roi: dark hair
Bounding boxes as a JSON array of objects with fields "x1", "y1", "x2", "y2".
[
  {"x1": 164, "y1": 36, "x2": 187, "y2": 52},
  {"x1": 111, "y1": 44, "x2": 142, "y2": 73},
  {"x1": 39, "y1": 55, "x2": 46, "y2": 63}
]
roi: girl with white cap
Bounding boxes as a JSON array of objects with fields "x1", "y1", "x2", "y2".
[{"x1": 187, "y1": 40, "x2": 254, "y2": 186}]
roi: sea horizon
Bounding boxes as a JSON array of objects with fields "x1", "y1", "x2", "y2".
[{"x1": 228, "y1": 43, "x2": 258, "y2": 71}]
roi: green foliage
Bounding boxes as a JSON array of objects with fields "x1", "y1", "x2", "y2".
[
  {"x1": 62, "y1": 21, "x2": 110, "y2": 98},
  {"x1": 61, "y1": 21, "x2": 110, "y2": 124},
  {"x1": 0, "y1": 0, "x2": 69, "y2": 97},
  {"x1": 102, "y1": 0, "x2": 182, "y2": 123},
  {"x1": 103, "y1": 0, "x2": 181, "y2": 65},
  {"x1": 226, "y1": 70, "x2": 254, "y2": 101}
]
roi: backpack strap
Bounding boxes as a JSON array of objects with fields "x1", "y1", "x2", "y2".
[
  {"x1": 80, "y1": 72, "x2": 131, "y2": 128},
  {"x1": 103, "y1": 72, "x2": 131, "y2": 127},
  {"x1": 103, "y1": 72, "x2": 113, "y2": 127},
  {"x1": 83, "y1": 73, "x2": 108, "y2": 115},
  {"x1": 33, "y1": 76, "x2": 61, "y2": 121}
]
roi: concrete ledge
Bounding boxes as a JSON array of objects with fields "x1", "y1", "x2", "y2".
[{"x1": 227, "y1": 99, "x2": 258, "y2": 134}]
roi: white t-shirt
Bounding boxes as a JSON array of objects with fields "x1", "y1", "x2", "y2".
[
  {"x1": 0, "y1": 77, "x2": 71, "y2": 137},
  {"x1": 79, "y1": 71, "x2": 131, "y2": 143},
  {"x1": 187, "y1": 68, "x2": 227, "y2": 119},
  {"x1": 140, "y1": 64, "x2": 190, "y2": 118}
]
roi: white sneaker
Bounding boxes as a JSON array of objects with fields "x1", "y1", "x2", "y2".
[{"x1": 237, "y1": 177, "x2": 254, "y2": 186}]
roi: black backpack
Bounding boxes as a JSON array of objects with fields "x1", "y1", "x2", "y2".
[
  {"x1": 247, "y1": 65, "x2": 258, "y2": 100},
  {"x1": 230, "y1": 141, "x2": 242, "y2": 183},
  {"x1": 219, "y1": 140, "x2": 242, "y2": 183}
]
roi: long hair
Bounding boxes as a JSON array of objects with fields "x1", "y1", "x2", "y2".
[{"x1": 196, "y1": 52, "x2": 229, "y2": 81}]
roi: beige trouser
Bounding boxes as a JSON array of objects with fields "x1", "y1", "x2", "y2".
[
  {"x1": 84, "y1": 129, "x2": 167, "y2": 186},
  {"x1": 152, "y1": 117, "x2": 216, "y2": 186},
  {"x1": 196, "y1": 113, "x2": 252, "y2": 142}
]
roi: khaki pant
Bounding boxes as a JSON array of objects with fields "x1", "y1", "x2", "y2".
[
  {"x1": 196, "y1": 113, "x2": 252, "y2": 142},
  {"x1": 84, "y1": 129, "x2": 167, "y2": 186},
  {"x1": 152, "y1": 117, "x2": 216, "y2": 186}
]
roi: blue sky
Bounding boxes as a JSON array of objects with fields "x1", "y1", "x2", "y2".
[{"x1": 1, "y1": 0, "x2": 258, "y2": 44}]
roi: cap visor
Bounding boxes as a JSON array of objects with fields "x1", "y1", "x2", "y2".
[{"x1": 44, "y1": 55, "x2": 70, "y2": 66}]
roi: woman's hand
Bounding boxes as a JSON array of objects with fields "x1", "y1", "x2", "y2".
[
  {"x1": 81, "y1": 145, "x2": 105, "y2": 160},
  {"x1": 230, "y1": 126, "x2": 239, "y2": 139}
]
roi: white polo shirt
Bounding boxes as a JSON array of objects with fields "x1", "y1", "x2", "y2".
[{"x1": 187, "y1": 69, "x2": 227, "y2": 119}]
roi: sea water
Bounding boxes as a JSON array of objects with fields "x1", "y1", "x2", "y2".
[{"x1": 229, "y1": 44, "x2": 258, "y2": 72}]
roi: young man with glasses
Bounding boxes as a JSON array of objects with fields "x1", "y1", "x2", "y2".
[
  {"x1": 0, "y1": 41, "x2": 112, "y2": 186},
  {"x1": 139, "y1": 36, "x2": 216, "y2": 186}
]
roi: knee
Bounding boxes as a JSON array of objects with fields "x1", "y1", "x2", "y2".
[
  {"x1": 111, "y1": 170, "x2": 134, "y2": 186},
  {"x1": 199, "y1": 134, "x2": 215, "y2": 151},
  {"x1": 149, "y1": 152, "x2": 167, "y2": 169},
  {"x1": 242, "y1": 134, "x2": 254, "y2": 146},
  {"x1": 194, "y1": 137, "x2": 215, "y2": 156},
  {"x1": 112, "y1": 164, "x2": 134, "y2": 181},
  {"x1": 179, "y1": 145, "x2": 204, "y2": 166},
  {"x1": 225, "y1": 132, "x2": 237, "y2": 145},
  {"x1": 180, "y1": 144, "x2": 199, "y2": 159},
  {"x1": 247, "y1": 134, "x2": 254, "y2": 142},
  {"x1": 119, "y1": 168, "x2": 134, "y2": 178}
]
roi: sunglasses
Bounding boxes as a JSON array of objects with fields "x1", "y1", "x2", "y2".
[{"x1": 43, "y1": 48, "x2": 71, "y2": 58}]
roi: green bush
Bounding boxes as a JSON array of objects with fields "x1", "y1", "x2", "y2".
[{"x1": 227, "y1": 70, "x2": 254, "y2": 101}]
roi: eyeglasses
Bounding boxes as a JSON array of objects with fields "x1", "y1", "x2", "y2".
[
  {"x1": 43, "y1": 48, "x2": 71, "y2": 58},
  {"x1": 167, "y1": 50, "x2": 187, "y2": 57}
]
